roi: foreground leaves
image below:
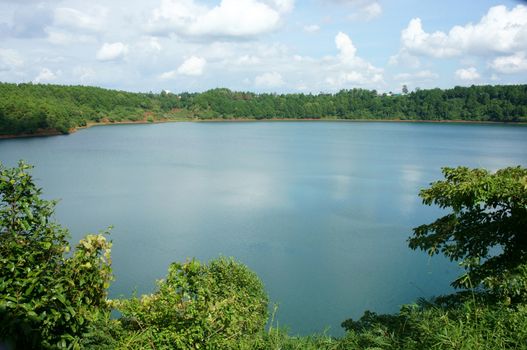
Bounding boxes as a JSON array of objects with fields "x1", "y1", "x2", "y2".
[
  {"x1": 0, "y1": 161, "x2": 112, "y2": 349},
  {"x1": 115, "y1": 258, "x2": 268, "y2": 349},
  {"x1": 409, "y1": 166, "x2": 527, "y2": 302}
]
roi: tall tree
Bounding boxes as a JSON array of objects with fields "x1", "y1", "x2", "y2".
[{"x1": 409, "y1": 166, "x2": 527, "y2": 303}]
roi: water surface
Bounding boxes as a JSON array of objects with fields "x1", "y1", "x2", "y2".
[{"x1": 1, "y1": 121, "x2": 526, "y2": 335}]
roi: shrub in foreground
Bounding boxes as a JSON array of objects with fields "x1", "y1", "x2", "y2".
[
  {"x1": 0, "y1": 162, "x2": 112, "y2": 349},
  {"x1": 115, "y1": 258, "x2": 268, "y2": 349},
  {"x1": 340, "y1": 300, "x2": 527, "y2": 350}
]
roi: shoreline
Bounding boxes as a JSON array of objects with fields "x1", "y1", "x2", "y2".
[{"x1": 1, "y1": 117, "x2": 526, "y2": 140}]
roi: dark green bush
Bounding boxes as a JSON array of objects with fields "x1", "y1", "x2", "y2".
[
  {"x1": 116, "y1": 258, "x2": 268, "y2": 349},
  {"x1": 339, "y1": 301, "x2": 527, "y2": 350},
  {"x1": 0, "y1": 162, "x2": 112, "y2": 349}
]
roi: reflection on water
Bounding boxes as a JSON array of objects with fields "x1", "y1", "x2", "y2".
[
  {"x1": 399, "y1": 164, "x2": 424, "y2": 214},
  {"x1": 1, "y1": 121, "x2": 526, "y2": 335}
]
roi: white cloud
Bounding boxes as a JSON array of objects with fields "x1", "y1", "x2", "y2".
[
  {"x1": 388, "y1": 48, "x2": 421, "y2": 68},
  {"x1": 303, "y1": 24, "x2": 320, "y2": 33},
  {"x1": 349, "y1": 1, "x2": 382, "y2": 21},
  {"x1": 134, "y1": 37, "x2": 163, "y2": 56},
  {"x1": 53, "y1": 7, "x2": 107, "y2": 32},
  {"x1": 335, "y1": 31, "x2": 357, "y2": 59},
  {"x1": 73, "y1": 66, "x2": 95, "y2": 81},
  {"x1": 236, "y1": 55, "x2": 261, "y2": 65},
  {"x1": 205, "y1": 42, "x2": 292, "y2": 76},
  {"x1": 33, "y1": 68, "x2": 57, "y2": 83},
  {"x1": 159, "y1": 70, "x2": 178, "y2": 80},
  {"x1": 148, "y1": 37, "x2": 163, "y2": 52},
  {"x1": 178, "y1": 56, "x2": 206, "y2": 76},
  {"x1": 147, "y1": 0, "x2": 283, "y2": 38},
  {"x1": 6, "y1": 0, "x2": 523, "y2": 93},
  {"x1": 345, "y1": 0, "x2": 382, "y2": 21},
  {"x1": 490, "y1": 52, "x2": 527, "y2": 74},
  {"x1": 46, "y1": 30, "x2": 95, "y2": 45},
  {"x1": 400, "y1": 5, "x2": 527, "y2": 58},
  {"x1": 400, "y1": 18, "x2": 460, "y2": 58},
  {"x1": 455, "y1": 67, "x2": 480, "y2": 80},
  {"x1": 360, "y1": 2, "x2": 381, "y2": 20},
  {"x1": 8, "y1": 6, "x2": 52, "y2": 38},
  {"x1": 0, "y1": 48, "x2": 24, "y2": 71},
  {"x1": 47, "y1": 31, "x2": 74, "y2": 45},
  {"x1": 325, "y1": 32, "x2": 383, "y2": 88},
  {"x1": 159, "y1": 56, "x2": 206, "y2": 79},
  {"x1": 296, "y1": 83, "x2": 308, "y2": 91},
  {"x1": 255, "y1": 72, "x2": 284, "y2": 87},
  {"x1": 394, "y1": 70, "x2": 438, "y2": 81},
  {"x1": 96, "y1": 42, "x2": 128, "y2": 61},
  {"x1": 264, "y1": 0, "x2": 294, "y2": 13}
]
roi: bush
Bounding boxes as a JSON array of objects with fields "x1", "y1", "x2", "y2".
[
  {"x1": 115, "y1": 258, "x2": 269, "y2": 349},
  {"x1": 340, "y1": 301, "x2": 527, "y2": 350},
  {"x1": 0, "y1": 162, "x2": 112, "y2": 349}
]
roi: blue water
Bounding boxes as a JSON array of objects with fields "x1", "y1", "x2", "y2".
[{"x1": 1, "y1": 121, "x2": 526, "y2": 335}]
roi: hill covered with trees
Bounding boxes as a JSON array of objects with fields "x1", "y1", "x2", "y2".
[{"x1": 1, "y1": 82, "x2": 526, "y2": 137}]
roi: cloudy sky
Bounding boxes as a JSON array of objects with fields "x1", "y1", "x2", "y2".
[{"x1": 1, "y1": 0, "x2": 526, "y2": 93}]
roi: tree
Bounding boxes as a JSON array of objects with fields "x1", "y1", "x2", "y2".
[
  {"x1": 0, "y1": 161, "x2": 112, "y2": 349},
  {"x1": 409, "y1": 166, "x2": 527, "y2": 302},
  {"x1": 116, "y1": 257, "x2": 268, "y2": 349},
  {"x1": 402, "y1": 85, "x2": 409, "y2": 95}
]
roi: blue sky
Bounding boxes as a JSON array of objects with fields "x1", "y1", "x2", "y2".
[{"x1": 0, "y1": 0, "x2": 526, "y2": 93}]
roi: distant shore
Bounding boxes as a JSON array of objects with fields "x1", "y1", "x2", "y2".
[{"x1": 1, "y1": 117, "x2": 525, "y2": 140}]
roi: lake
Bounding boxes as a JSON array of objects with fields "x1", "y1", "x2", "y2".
[{"x1": 1, "y1": 121, "x2": 526, "y2": 335}]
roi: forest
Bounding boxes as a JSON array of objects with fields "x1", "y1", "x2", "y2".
[{"x1": 1, "y1": 82, "x2": 526, "y2": 136}]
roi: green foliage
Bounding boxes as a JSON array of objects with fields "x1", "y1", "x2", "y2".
[
  {"x1": 115, "y1": 257, "x2": 268, "y2": 349},
  {"x1": 258, "y1": 328, "x2": 349, "y2": 350},
  {"x1": 0, "y1": 161, "x2": 112, "y2": 349},
  {"x1": 339, "y1": 301, "x2": 527, "y2": 350},
  {"x1": 1, "y1": 82, "x2": 526, "y2": 136},
  {"x1": 409, "y1": 166, "x2": 527, "y2": 302}
]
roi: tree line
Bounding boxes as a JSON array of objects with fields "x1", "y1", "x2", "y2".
[{"x1": 1, "y1": 82, "x2": 526, "y2": 136}]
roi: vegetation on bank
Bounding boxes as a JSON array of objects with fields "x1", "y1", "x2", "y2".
[
  {"x1": 1, "y1": 162, "x2": 526, "y2": 349},
  {"x1": 1, "y1": 82, "x2": 526, "y2": 136}
]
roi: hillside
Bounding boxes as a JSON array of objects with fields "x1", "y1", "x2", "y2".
[{"x1": 1, "y1": 83, "x2": 526, "y2": 136}]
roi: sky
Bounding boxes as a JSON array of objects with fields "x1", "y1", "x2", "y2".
[{"x1": 1, "y1": 0, "x2": 526, "y2": 94}]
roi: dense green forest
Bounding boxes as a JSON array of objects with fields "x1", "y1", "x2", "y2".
[
  {"x1": 1, "y1": 82, "x2": 526, "y2": 136},
  {"x1": 1, "y1": 162, "x2": 526, "y2": 349}
]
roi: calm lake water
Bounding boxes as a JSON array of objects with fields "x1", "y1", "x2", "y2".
[{"x1": 1, "y1": 121, "x2": 527, "y2": 335}]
